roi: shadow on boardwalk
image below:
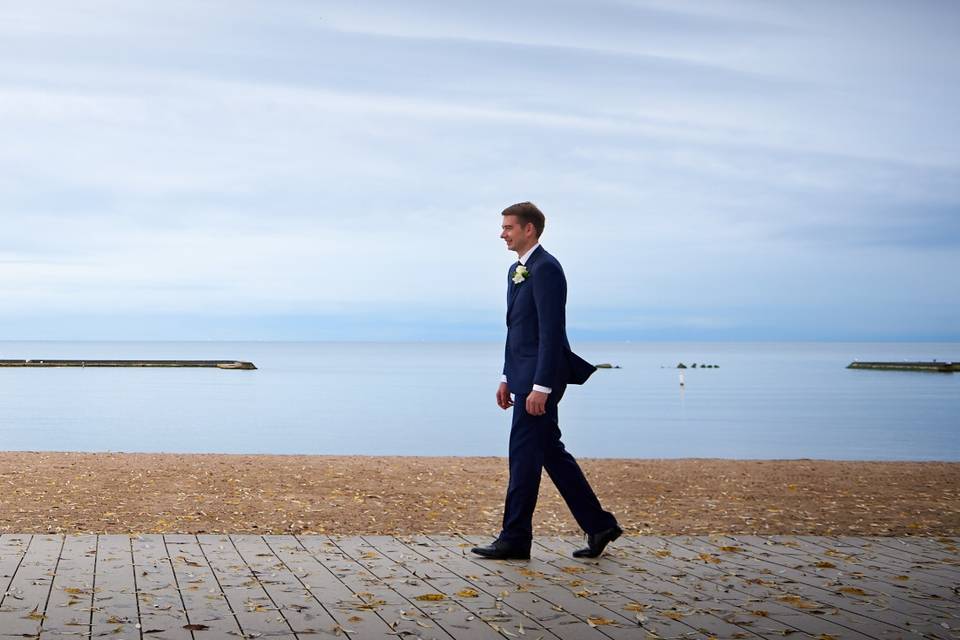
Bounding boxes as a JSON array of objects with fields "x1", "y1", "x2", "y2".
[{"x1": 0, "y1": 534, "x2": 957, "y2": 639}]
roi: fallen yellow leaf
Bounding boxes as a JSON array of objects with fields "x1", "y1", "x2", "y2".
[{"x1": 778, "y1": 595, "x2": 819, "y2": 609}]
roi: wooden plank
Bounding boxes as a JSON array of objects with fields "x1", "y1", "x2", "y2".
[
  {"x1": 0, "y1": 535, "x2": 31, "y2": 607},
  {"x1": 861, "y1": 536, "x2": 960, "y2": 562},
  {"x1": 352, "y1": 535, "x2": 505, "y2": 640},
  {"x1": 445, "y1": 534, "x2": 683, "y2": 640},
  {"x1": 311, "y1": 535, "x2": 461, "y2": 640},
  {"x1": 196, "y1": 535, "x2": 296, "y2": 639},
  {"x1": 881, "y1": 536, "x2": 960, "y2": 560},
  {"x1": 91, "y1": 536, "x2": 141, "y2": 638},
  {"x1": 665, "y1": 535, "x2": 951, "y2": 639},
  {"x1": 404, "y1": 535, "x2": 578, "y2": 640},
  {"x1": 230, "y1": 535, "x2": 342, "y2": 636},
  {"x1": 909, "y1": 535, "x2": 959, "y2": 549},
  {"x1": 738, "y1": 535, "x2": 960, "y2": 617},
  {"x1": 373, "y1": 534, "x2": 567, "y2": 639},
  {"x1": 0, "y1": 535, "x2": 63, "y2": 640},
  {"x1": 0, "y1": 532, "x2": 951, "y2": 640},
  {"x1": 826, "y1": 536, "x2": 960, "y2": 582},
  {"x1": 605, "y1": 535, "x2": 891, "y2": 640},
  {"x1": 267, "y1": 534, "x2": 413, "y2": 639},
  {"x1": 130, "y1": 535, "x2": 193, "y2": 640},
  {"x1": 162, "y1": 534, "x2": 243, "y2": 637},
  {"x1": 42, "y1": 534, "x2": 97, "y2": 637},
  {"x1": 799, "y1": 536, "x2": 960, "y2": 593},
  {"x1": 296, "y1": 535, "x2": 408, "y2": 610},
  {"x1": 370, "y1": 535, "x2": 566, "y2": 640},
  {"x1": 668, "y1": 536, "x2": 936, "y2": 635},
  {"x1": 531, "y1": 535, "x2": 794, "y2": 640}
]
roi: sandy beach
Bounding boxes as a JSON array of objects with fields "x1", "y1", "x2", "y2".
[{"x1": 1, "y1": 452, "x2": 957, "y2": 536}]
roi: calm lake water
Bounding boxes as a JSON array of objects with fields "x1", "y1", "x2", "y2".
[{"x1": 0, "y1": 341, "x2": 957, "y2": 460}]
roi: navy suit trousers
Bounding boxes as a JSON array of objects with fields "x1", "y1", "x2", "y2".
[{"x1": 499, "y1": 388, "x2": 617, "y2": 545}]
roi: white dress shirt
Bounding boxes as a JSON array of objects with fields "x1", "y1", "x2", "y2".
[{"x1": 501, "y1": 243, "x2": 552, "y2": 395}]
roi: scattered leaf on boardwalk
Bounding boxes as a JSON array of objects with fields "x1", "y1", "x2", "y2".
[
  {"x1": 414, "y1": 593, "x2": 446, "y2": 601},
  {"x1": 456, "y1": 588, "x2": 479, "y2": 598},
  {"x1": 587, "y1": 616, "x2": 615, "y2": 627},
  {"x1": 778, "y1": 595, "x2": 819, "y2": 609}
]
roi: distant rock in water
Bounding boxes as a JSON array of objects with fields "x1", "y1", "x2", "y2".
[
  {"x1": 594, "y1": 363, "x2": 622, "y2": 369},
  {"x1": 677, "y1": 363, "x2": 687, "y2": 369}
]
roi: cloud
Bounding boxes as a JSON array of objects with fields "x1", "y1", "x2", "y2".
[{"x1": 0, "y1": 0, "x2": 958, "y2": 339}]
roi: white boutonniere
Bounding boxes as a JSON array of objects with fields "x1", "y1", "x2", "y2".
[{"x1": 512, "y1": 264, "x2": 529, "y2": 284}]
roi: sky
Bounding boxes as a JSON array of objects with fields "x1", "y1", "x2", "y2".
[{"x1": 2, "y1": 0, "x2": 958, "y2": 341}]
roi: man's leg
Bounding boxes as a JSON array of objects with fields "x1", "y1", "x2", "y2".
[
  {"x1": 540, "y1": 390, "x2": 618, "y2": 535},
  {"x1": 499, "y1": 393, "x2": 545, "y2": 546}
]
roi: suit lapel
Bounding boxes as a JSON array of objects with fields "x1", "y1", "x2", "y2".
[
  {"x1": 506, "y1": 246, "x2": 544, "y2": 322},
  {"x1": 506, "y1": 261, "x2": 521, "y2": 321}
]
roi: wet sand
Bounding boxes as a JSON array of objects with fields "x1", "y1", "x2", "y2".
[{"x1": 1, "y1": 452, "x2": 957, "y2": 536}]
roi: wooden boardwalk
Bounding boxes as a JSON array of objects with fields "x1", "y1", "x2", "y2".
[{"x1": 0, "y1": 534, "x2": 957, "y2": 639}]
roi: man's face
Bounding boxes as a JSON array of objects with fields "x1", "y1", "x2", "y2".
[{"x1": 501, "y1": 215, "x2": 534, "y2": 253}]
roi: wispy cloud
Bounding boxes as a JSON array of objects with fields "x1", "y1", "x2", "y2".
[{"x1": 1, "y1": 0, "x2": 958, "y2": 339}]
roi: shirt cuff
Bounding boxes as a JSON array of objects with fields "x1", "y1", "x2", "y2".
[
  {"x1": 500, "y1": 375, "x2": 508, "y2": 383},
  {"x1": 532, "y1": 384, "x2": 552, "y2": 394}
]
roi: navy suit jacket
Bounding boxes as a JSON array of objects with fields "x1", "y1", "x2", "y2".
[{"x1": 503, "y1": 245, "x2": 596, "y2": 396}]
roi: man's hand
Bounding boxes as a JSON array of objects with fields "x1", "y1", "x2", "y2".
[
  {"x1": 526, "y1": 390, "x2": 548, "y2": 416},
  {"x1": 496, "y1": 382, "x2": 514, "y2": 410}
]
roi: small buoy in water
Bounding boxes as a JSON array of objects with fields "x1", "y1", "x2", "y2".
[{"x1": 679, "y1": 372, "x2": 685, "y2": 387}]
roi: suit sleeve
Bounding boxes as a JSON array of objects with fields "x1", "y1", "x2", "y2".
[{"x1": 532, "y1": 261, "x2": 566, "y2": 389}]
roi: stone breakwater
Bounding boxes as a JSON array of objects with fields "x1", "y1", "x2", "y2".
[
  {"x1": 848, "y1": 361, "x2": 958, "y2": 372},
  {"x1": 0, "y1": 359, "x2": 256, "y2": 369}
]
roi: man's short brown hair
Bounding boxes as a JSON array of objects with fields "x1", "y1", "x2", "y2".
[{"x1": 501, "y1": 202, "x2": 545, "y2": 237}]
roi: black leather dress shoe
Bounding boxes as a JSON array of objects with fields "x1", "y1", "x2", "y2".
[
  {"x1": 573, "y1": 525, "x2": 623, "y2": 558},
  {"x1": 471, "y1": 539, "x2": 531, "y2": 560}
]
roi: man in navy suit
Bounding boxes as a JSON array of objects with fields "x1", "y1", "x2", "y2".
[{"x1": 472, "y1": 202, "x2": 622, "y2": 560}]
